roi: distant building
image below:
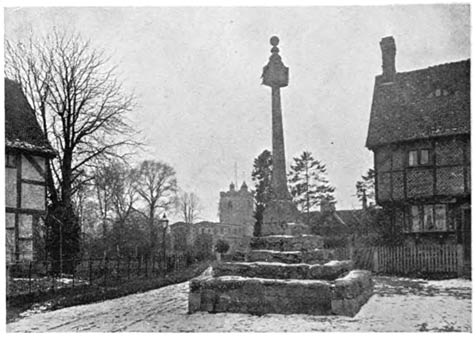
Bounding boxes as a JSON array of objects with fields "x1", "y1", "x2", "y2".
[
  {"x1": 5, "y1": 79, "x2": 55, "y2": 263},
  {"x1": 218, "y1": 181, "x2": 254, "y2": 228},
  {"x1": 366, "y1": 37, "x2": 470, "y2": 260},
  {"x1": 170, "y1": 182, "x2": 254, "y2": 254}
]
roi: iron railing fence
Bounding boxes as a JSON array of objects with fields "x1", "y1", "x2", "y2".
[{"x1": 6, "y1": 253, "x2": 193, "y2": 296}]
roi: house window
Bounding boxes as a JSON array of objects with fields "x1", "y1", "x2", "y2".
[
  {"x1": 408, "y1": 204, "x2": 448, "y2": 232},
  {"x1": 409, "y1": 151, "x2": 418, "y2": 167},
  {"x1": 423, "y1": 205, "x2": 434, "y2": 231},
  {"x1": 410, "y1": 206, "x2": 421, "y2": 232},
  {"x1": 420, "y1": 149, "x2": 430, "y2": 165},
  {"x1": 220, "y1": 228, "x2": 224, "y2": 234},
  {"x1": 435, "y1": 205, "x2": 447, "y2": 231},
  {"x1": 408, "y1": 149, "x2": 431, "y2": 167}
]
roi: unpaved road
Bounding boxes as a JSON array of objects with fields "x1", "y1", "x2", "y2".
[{"x1": 7, "y1": 276, "x2": 471, "y2": 332}]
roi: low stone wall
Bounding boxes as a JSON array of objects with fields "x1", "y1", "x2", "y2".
[
  {"x1": 189, "y1": 275, "x2": 333, "y2": 315},
  {"x1": 247, "y1": 249, "x2": 335, "y2": 264},
  {"x1": 331, "y1": 270, "x2": 374, "y2": 316},
  {"x1": 213, "y1": 260, "x2": 354, "y2": 280},
  {"x1": 250, "y1": 235, "x2": 324, "y2": 251}
]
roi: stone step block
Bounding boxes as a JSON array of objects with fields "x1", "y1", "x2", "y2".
[
  {"x1": 308, "y1": 260, "x2": 354, "y2": 280},
  {"x1": 247, "y1": 249, "x2": 335, "y2": 264},
  {"x1": 189, "y1": 275, "x2": 333, "y2": 315},
  {"x1": 213, "y1": 260, "x2": 354, "y2": 280},
  {"x1": 261, "y1": 222, "x2": 309, "y2": 236},
  {"x1": 250, "y1": 235, "x2": 324, "y2": 251},
  {"x1": 331, "y1": 270, "x2": 374, "y2": 317}
]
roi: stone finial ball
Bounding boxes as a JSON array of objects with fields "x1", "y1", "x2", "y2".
[{"x1": 270, "y1": 36, "x2": 280, "y2": 46}]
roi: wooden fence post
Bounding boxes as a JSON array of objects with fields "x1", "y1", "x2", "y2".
[
  {"x1": 127, "y1": 257, "x2": 130, "y2": 280},
  {"x1": 89, "y1": 258, "x2": 93, "y2": 286},
  {"x1": 456, "y1": 244, "x2": 464, "y2": 277},
  {"x1": 28, "y1": 261, "x2": 32, "y2": 294},
  {"x1": 373, "y1": 248, "x2": 379, "y2": 273},
  {"x1": 72, "y1": 259, "x2": 75, "y2": 288},
  {"x1": 104, "y1": 257, "x2": 109, "y2": 287}
]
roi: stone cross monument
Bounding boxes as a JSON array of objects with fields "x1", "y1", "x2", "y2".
[{"x1": 261, "y1": 36, "x2": 305, "y2": 236}]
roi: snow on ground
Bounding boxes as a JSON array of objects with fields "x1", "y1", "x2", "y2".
[{"x1": 6, "y1": 276, "x2": 471, "y2": 332}]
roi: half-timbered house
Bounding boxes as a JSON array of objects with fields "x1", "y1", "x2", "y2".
[
  {"x1": 5, "y1": 78, "x2": 55, "y2": 263},
  {"x1": 366, "y1": 37, "x2": 471, "y2": 263}
]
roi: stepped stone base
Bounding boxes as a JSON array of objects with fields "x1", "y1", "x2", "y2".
[
  {"x1": 213, "y1": 260, "x2": 354, "y2": 280},
  {"x1": 188, "y1": 270, "x2": 373, "y2": 316},
  {"x1": 250, "y1": 235, "x2": 324, "y2": 251},
  {"x1": 188, "y1": 220, "x2": 373, "y2": 317},
  {"x1": 247, "y1": 249, "x2": 335, "y2": 264}
]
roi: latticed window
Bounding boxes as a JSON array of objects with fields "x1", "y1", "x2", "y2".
[
  {"x1": 409, "y1": 150, "x2": 418, "y2": 166},
  {"x1": 410, "y1": 206, "x2": 421, "y2": 231},
  {"x1": 408, "y1": 149, "x2": 431, "y2": 166},
  {"x1": 408, "y1": 204, "x2": 448, "y2": 232},
  {"x1": 420, "y1": 149, "x2": 429, "y2": 165}
]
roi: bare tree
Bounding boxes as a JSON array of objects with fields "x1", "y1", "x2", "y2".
[
  {"x1": 5, "y1": 30, "x2": 138, "y2": 262},
  {"x1": 5, "y1": 30, "x2": 137, "y2": 207},
  {"x1": 177, "y1": 191, "x2": 202, "y2": 224},
  {"x1": 134, "y1": 160, "x2": 177, "y2": 256},
  {"x1": 90, "y1": 161, "x2": 139, "y2": 256}
]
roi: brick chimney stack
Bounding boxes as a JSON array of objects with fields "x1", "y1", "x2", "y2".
[{"x1": 380, "y1": 36, "x2": 396, "y2": 82}]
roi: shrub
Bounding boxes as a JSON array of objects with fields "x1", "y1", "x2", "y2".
[{"x1": 215, "y1": 239, "x2": 230, "y2": 254}]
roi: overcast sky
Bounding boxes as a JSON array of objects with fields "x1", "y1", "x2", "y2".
[{"x1": 4, "y1": 5, "x2": 470, "y2": 222}]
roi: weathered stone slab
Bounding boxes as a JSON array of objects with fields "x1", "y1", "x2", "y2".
[
  {"x1": 213, "y1": 262, "x2": 310, "y2": 279},
  {"x1": 247, "y1": 250, "x2": 302, "y2": 264},
  {"x1": 188, "y1": 275, "x2": 333, "y2": 315},
  {"x1": 331, "y1": 270, "x2": 374, "y2": 316},
  {"x1": 302, "y1": 249, "x2": 335, "y2": 264},
  {"x1": 213, "y1": 260, "x2": 353, "y2": 280},
  {"x1": 247, "y1": 248, "x2": 335, "y2": 264},
  {"x1": 250, "y1": 235, "x2": 324, "y2": 251},
  {"x1": 309, "y1": 260, "x2": 354, "y2": 280}
]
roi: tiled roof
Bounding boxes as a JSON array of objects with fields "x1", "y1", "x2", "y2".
[
  {"x1": 5, "y1": 78, "x2": 55, "y2": 156},
  {"x1": 307, "y1": 209, "x2": 365, "y2": 228},
  {"x1": 366, "y1": 60, "x2": 470, "y2": 149}
]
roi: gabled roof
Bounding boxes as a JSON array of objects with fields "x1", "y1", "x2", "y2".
[
  {"x1": 5, "y1": 78, "x2": 55, "y2": 156},
  {"x1": 366, "y1": 59, "x2": 470, "y2": 149}
]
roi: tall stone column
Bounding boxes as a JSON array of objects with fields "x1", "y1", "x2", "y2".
[{"x1": 261, "y1": 36, "x2": 305, "y2": 236}]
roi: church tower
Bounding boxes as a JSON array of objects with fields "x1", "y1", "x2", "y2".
[{"x1": 219, "y1": 181, "x2": 254, "y2": 234}]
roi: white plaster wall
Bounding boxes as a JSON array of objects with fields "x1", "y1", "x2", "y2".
[
  {"x1": 21, "y1": 183, "x2": 45, "y2": 210},
  {"x1": 6, "y1": 168, "x2": 17, "y2": 207},
  {"x1": 6, "y1": 212, "x2": 15, "y2": 229},
  {"x1": 19, "y1": 214, "x2": 33, "y2": 238},
  {"x1": 21, "y1": 155, "x2": 45, "y2": 181},
  {"x1": 6, "y1": 229, "x2": 15, "y2": 262}
]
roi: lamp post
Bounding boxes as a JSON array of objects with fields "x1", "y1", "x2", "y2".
[{"x1": 158, "y1": 213, "x2": 169, "y2": 274}]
